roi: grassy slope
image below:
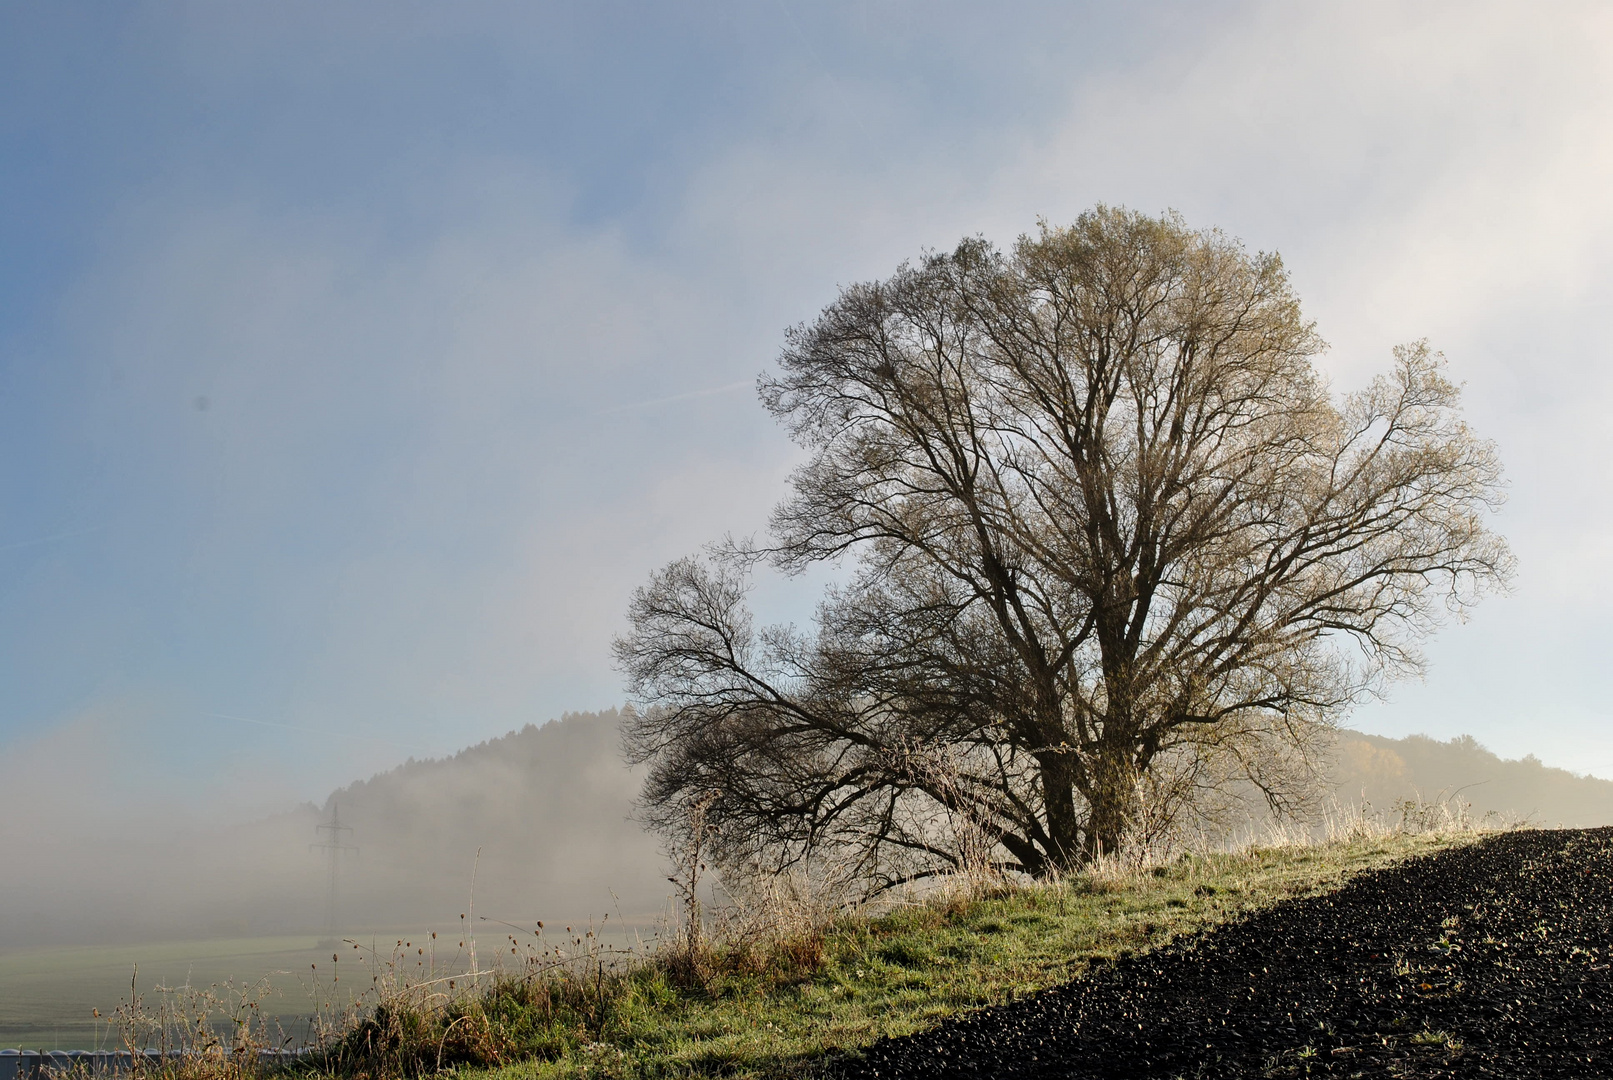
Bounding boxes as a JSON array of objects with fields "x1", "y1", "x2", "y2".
[{"x1": 465, "y1": 832, "x2": 1476, "y2": 1080}]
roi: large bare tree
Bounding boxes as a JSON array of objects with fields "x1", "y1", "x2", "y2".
[{"x1": 617, "y1": 208, "x2": 1511, "y2": 885}]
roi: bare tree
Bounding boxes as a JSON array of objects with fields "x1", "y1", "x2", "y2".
[{"x1": 617, "y1": 207, "x2": 1511, "y2": 885}]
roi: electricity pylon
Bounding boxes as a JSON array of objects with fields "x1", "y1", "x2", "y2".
[{"x1": 312, "y1": 803, "x2": 357, "y2": 947}]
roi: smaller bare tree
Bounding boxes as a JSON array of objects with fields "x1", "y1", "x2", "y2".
[{"x1": 666, "y1": 789, "x2": 720, "y2": 961}]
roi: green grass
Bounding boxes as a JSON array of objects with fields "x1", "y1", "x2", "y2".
[{"x1": 370, "y1": 831, "x2": 1477, "y2": 1080}]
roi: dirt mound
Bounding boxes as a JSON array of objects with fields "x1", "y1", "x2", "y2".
[{"x1": 847, "y1": 829, "x2": 1613, "y2": 1078}]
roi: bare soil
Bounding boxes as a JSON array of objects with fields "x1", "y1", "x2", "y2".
[{"x1": 845, "y1": 828, "x2": 1613, "y2": 1078}]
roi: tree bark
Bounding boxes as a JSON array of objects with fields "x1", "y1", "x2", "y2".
[
  {"x1": 1082, "y1": 742, "x2": 1141, "y2": 861},
  {"x1": 1034, "y1": 747, "x2": 1084, "y2": 873}
]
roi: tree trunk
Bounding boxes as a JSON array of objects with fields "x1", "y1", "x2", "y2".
[
  {"x1": 1035, "y1": 749, "x2": 1085, "y2": 874},
  {"x1": 1082, "y1": 748, "x2": 1140, "y2": 861}
]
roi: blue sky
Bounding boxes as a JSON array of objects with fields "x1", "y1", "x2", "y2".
[{"x1": 3, "y1": 2, "x2": 1612, "y2": 820}]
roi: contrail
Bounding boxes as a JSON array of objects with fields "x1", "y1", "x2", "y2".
[
  {"x1": 594, "y1": 379, "x2": 753, "y2": 417},
  {"x1": 0, "y1": 525, "x2": 104, "y2": 553}
]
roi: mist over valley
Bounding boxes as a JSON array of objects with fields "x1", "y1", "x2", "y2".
[{"x1": 3, "y1": 708, "x2": 1607, "y2": 1048}]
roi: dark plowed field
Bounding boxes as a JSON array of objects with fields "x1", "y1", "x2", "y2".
[{"x1": 846, "y1": 829, "x2": 1613, "y2": 1078}]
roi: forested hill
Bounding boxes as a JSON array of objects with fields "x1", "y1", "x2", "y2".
[
  {"x1": 317, "y1": 717, "x2": 1613, "y2": 925},
  {"x1": 313, "y1": 707, "x2": 665, "y2": 930},
  {"x1": 311, "y1": 716, "x2": 1613, "y2": 932},
  {"x1": 1330, "y1": 730, "x2": 1613, "y2": 828}
]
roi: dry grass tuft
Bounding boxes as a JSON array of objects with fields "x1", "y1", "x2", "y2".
[{"x1": 85, "y1": 969, "x2": 286, "y2": 1080}]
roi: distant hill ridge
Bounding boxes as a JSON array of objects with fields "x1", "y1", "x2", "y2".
[
  {"x1": 1330, "y1": 730, "x2": 1613, "y2": 828},
  {"x1": 322, "y1": 715, "x2": 1613, "y2": 861},
  {"x1": 143, "y1": 713, "x2": 1613, "y2": 937},
  {"x1": 316, "y1": 715, "x2": 1613, "y2": 915}
]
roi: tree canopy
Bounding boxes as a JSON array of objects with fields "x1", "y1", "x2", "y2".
[{"x1": 617, "y1": 207, "x2": 1511, "y2": 887}]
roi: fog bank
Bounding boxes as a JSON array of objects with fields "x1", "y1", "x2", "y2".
[
  {"x1": 3, "y1": 710, "x2": 1607, "y2": 953},
  {"x1": 0, "y1": 710, "x2": 662, "y2": 950}
]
